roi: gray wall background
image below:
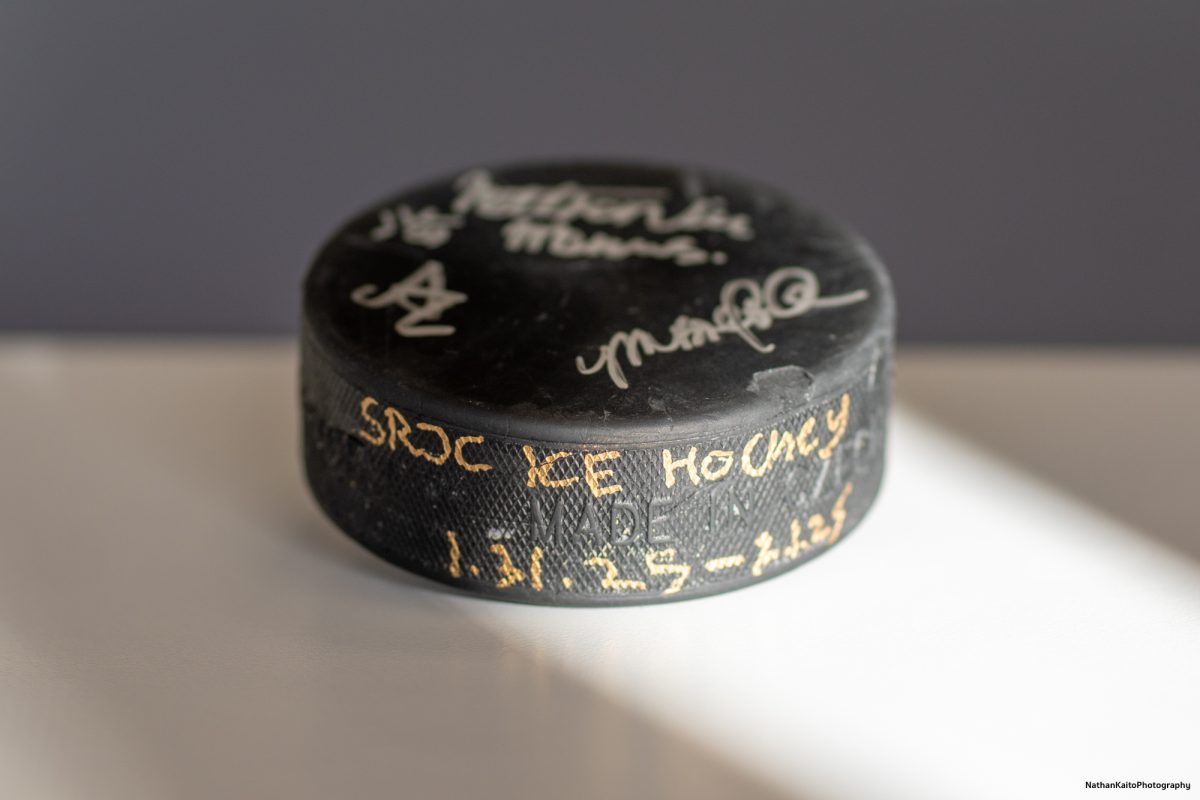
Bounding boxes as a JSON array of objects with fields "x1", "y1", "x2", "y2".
[{"x1": 2, "y1": 1, "x2": 1197, "y2": 342}]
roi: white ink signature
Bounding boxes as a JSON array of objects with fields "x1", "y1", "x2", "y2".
[
  {"x1": 500, "y1": 217, "x2": 720, "y2": 266},
  {"x1": 452, "y1": 169, "x2": 754, "y2": 240},
  {"x1": 575, "y1": 266, "x2": 869, "y2": 389},
  {"x1": 350, "y1": 260, "x2": 467, "y2": 337},
  {"x1": 369, "y1": 204, "x2": 464, "y2": 249}
]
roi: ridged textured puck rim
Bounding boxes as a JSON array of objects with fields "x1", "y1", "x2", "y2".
[{"x1": 301, "y1": 160, "x2": 894, "y2": 605}]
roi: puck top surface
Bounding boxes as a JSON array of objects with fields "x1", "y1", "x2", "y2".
[{"x1": 303, "y1": 161, "x2": 893, "y2": 445}]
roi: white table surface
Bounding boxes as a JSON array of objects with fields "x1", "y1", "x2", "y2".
[{"x1": 2, "y1": 341, "x2": 1197, "y2": 800}]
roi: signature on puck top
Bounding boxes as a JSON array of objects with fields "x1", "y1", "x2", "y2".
[{"x1": 303, "y1": 160, "x2": 893, "y2": 445}]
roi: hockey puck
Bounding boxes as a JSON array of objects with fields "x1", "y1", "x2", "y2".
[{"x1": 301, "y1": 160, "x2": 894, "y2": 605}]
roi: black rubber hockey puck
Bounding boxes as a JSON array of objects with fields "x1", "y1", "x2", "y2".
[{"x1": 301, "y1": 160, "x2": 894, "y2": 605}]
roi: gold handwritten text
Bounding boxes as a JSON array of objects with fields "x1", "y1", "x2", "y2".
[
  {"x1": 662, "y1": 394, "x2": 850, "y2": 488},
  {"x1": 357, "y1": 397, "x2": 492, "y2": 473}
]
